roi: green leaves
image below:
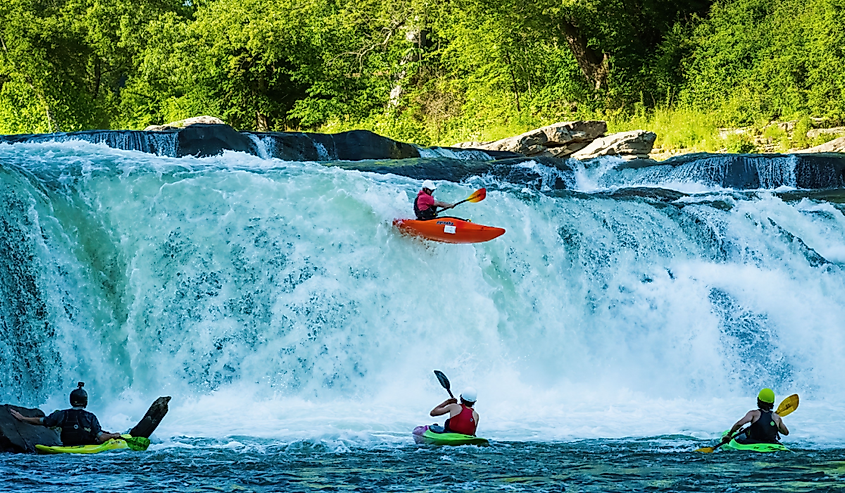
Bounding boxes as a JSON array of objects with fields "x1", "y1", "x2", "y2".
[
  {"x1": 680, "y1": 0, "x2": 845, "y2": 126},
  {"x1": 2, "y1": 0, "x2": 844, "y2": 138}
]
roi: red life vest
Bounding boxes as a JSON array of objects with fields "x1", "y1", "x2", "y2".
[{"x1": 446, "y1": 404, "x2": 477, "y2": 436}]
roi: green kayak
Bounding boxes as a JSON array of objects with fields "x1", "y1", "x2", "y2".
[
  {"x1": 35, "y1": 435, "x2": 151, "y2": 454},
  {"x1": 720, "y1": 430, "x2": 790, "y2": 452},
  {"x1": 413, "y1": 425, "x2": 489, "y2": 446}
]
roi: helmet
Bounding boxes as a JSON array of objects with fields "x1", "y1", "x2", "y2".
[
  {"x1": 460, "y1": 387, "x2": 477, "y2": 403},
  {"x1": 421, "y1": 180, "x2": 437, "y2": 191},
  {"x1": 758, "y1": 388, "x2": 775, "y2": 404},
  {"x1": 70, "y1": 382, "x2": 88, "y2": 408}
]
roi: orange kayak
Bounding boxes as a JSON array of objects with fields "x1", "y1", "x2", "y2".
[{"x1": 393, "y1": 217, "x2": 505, "y2": 244}]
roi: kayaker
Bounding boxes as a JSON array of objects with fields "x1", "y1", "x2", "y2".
[
  {"x1": 415, "y1": 180, "x2": 455, "y2": 220},
  {"x1": 9, "y1": 382, "x2": 122, "y2": 445},
  {"x1": 429, "y1": 387, "x2": 480, "y2": 435},
  {"x1": 722, "y1": 388, "x2": 789, "y2": 445}
]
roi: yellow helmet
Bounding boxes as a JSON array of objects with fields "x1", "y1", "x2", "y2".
[{"x1": 758, "y1": 388, "x2": 775, "y2": 404}]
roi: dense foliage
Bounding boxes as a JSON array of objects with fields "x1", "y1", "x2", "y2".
[{"x1": 1, "y1": 0, "x2": 843, "y2": 146}]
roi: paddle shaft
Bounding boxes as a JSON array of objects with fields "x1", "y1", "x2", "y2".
[
  {"x1": 710, "y1": 425, "x2": 749, "y2": 453},
  {"x1": 442, "y1": 188, "x2": 486, "y2": 211},
  {"x1": 445, "y1": 198, "x2": 471, "y2": 210}
]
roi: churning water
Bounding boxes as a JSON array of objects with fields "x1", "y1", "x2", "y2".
[{"x1": 2, "y1": 139, "x2": 845, "y2": 491}]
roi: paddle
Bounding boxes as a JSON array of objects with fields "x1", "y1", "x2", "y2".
[
  {"x1": 434, "y1": 370, "x2": 455, "y2": 399},
  {"x1": 695, "y1": 394, "x2": 799, "y2": 453},
  {"x1": 120, "y1": 434, "x2": 151, "y2": 451},
  {"x1": 443, "y1": 188, "x2": 486, "y2": 211}
]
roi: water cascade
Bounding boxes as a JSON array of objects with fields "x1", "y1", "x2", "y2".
[{"x1": 2, "y1": 136, "x2": 845, "y2": 447}]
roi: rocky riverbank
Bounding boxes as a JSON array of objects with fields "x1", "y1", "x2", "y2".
[{"x1": 3, "y1": 116, "x2": 843, "y2": 163}]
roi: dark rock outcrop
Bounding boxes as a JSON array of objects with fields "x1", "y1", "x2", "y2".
[
  {"x1": 252, "y1": 129, "x2": 420, "y2": 161},
  {"x1": 129, "y1": 396, "x2": 171, "y2": 439},
  {"x1": 176, "y1": 124, "x2": 257, "y2": 157},
  {"x1": 0, "y1": 405, "x2": 60, "y2": 453},
  {"x1": 0, "y1": 124, "x2": 423, "y2": 161},
  {"x1": 613, "y1": 152, "x2": 845, "y2": 190}
]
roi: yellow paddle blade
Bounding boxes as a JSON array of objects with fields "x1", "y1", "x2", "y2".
[
  {"x1": 776, "y1": 394, "x2": 799, "y2": 417},
  {"x1": 465, "y1": 188, "x2": 486, "y2": 203},
  {"x1": 694, "y1": 446, "x2": 716, "y2": 453}
]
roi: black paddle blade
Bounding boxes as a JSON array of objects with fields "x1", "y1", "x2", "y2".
[
  {"x1": 434, "y1": 370, "x2": 451, "y2": 391},
  {"x1": 434, "y1": 370, "x2": 455, "y2": 398}
]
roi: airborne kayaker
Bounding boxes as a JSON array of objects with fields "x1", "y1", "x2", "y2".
[
  {"x1": 429, "y1": 387, "x2": 480, "y2": 436},
  {"x1": 9, "y1": 382, "x2": 122, "y2": 446},
  {"x1": 722, "y1": 388, "x2": 789, "y2": 445},
  {"x1": 415, "y1": 180, "x2": 455, "y2": 220}
]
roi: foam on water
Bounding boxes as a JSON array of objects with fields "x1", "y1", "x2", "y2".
[{"x1": 1, "y1": 141, "x2": 844, "y2": 448}]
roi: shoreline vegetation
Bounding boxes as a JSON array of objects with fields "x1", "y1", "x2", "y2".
[{"x1": 2, "y1": 0, "x2": 844, "y2": 158}]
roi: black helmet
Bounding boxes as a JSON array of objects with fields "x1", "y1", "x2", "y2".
[{"x1": 69, "y1": 382, "x2": 88, "y2": 408}]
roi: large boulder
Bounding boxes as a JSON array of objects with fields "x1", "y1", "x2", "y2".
[
  {"x1": 248, "y1": 129, "x2": 420, "y2": 161},
  {"x1": 0, "y1": 405, "x2": 60, "y2": 453},
  {"x1": 796, "y1": 135, "x2": 845, "y2": 153},
  {"x1": 322, "y1": 129, "x2": 420, "y2": 160},
  {"x1": 453, "y1": 121, "x2": 607, "y2": 157},
  {"x1": 175, "y1": 123, "x2": 258, "y2": 157},
  {"x1": 144, "y1": 116, "x2": 225, "y2": 131},
  {"x1": 572, "y1": 130, "x2": 657, "y2": 161}
]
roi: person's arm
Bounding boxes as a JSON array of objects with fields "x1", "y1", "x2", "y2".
[
  {"x1": 473, "y1": 410, "x2": 480, "y2": 428},
  {"x1": 97, "y1": 432, "x2": 123, "y2": 443},
  {"x1": 10, "y1": 409, "x2": 44, "y2": 426},
  {"x1": 89, "y1": 415, "x2": 121, "y2": 442},
  {"x1": 430, "y1": 398, "x2": 458, "y2": 417},
  {"x1": 722, "y1": 411, "x2": 755, "y2": 442},
  {"x1": 433, "y1": 200, "x2": 455, "y2": 210},
  {"x1": 775, "y1": 414, "x2": 789, "y2": 435}
]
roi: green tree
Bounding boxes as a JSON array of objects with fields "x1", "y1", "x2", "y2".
[{"x1": 681, "y1": 0, "x2": 845, "y2": 125}]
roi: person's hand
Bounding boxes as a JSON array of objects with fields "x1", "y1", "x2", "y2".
[
  {"x1": 720, "y1": 434, "x2": 732, "y2": 444},
  {"x1": 446, "y1": 398, "x2": 458, "y2": 405},
  {"x1": 10, "y1": 409, "x2": 24, "y2": 421}
]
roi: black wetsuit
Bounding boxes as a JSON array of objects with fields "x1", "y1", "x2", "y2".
[
  {"x1": 738, "y1": 410, "x2": 780, "y2": 444},
  {"x1": 42, "y1": 408, "x2": 103, "y2": 445}
]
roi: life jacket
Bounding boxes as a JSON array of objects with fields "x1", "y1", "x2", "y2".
[
  {"x1": 58, "y1": 409, "x2": 100, "y2": 446},
  {"x1": 747, "y1": 409, "x2": 780, "y2": 444},
  {"x1": 445, "y1": 404, "x2": 477, "y2": 436},
  {"x1": 414, "y1": 192, "x2": 437, "y2": 220}
]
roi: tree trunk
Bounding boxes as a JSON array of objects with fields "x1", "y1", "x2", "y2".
[
  {"x1": 559, "y1": 20, "x2": 609, "y2": 91},
  {"x1": 256, "y1": 111, "x2": 270, "y2": 131}
]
